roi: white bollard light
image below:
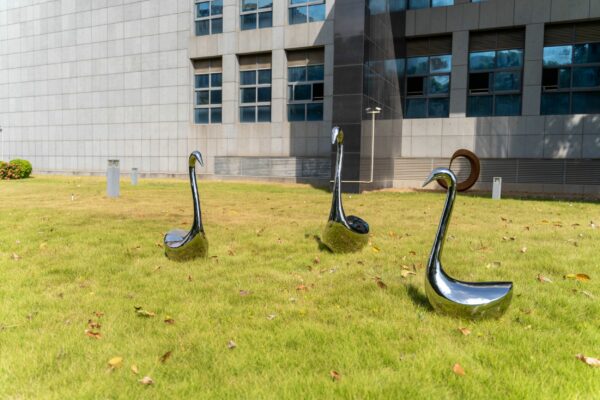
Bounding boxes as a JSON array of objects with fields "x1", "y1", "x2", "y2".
[
  {"x1": 107, "y1": 159, "x2": 120, "y2": 198},
  {"x1": 492, "y1": 177, "x2": 502, "y2": 200},
  {"x1": 131, "y1": 167, "x2": 139, "y2": 186}
]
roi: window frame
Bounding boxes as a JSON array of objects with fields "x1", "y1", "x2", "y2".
[
  {"x1": 194, "y1": 66, "x2": 223, "y2": 125},
  {"x1": 288, "y1": 0, "x2": 326, "y2": 25},
  {"x1": 239, "y1": 66, "x2": 272, "y2": 123},
  {"x1": 287, "y1": 64, "x2": 325, "y2": 122},
  {"x1": 467, "y1": 48, "x2": 524, "y2": 117},
  {"x1": 240, "y1": 0, "x2": 273, "y2": 30},
  {"x1": 541, "y1": 42, "x2": 600, "y2": 115},
  {"x1": 194, "y1": 0, "x2": 223, "y2": 36},
  {"x1": 404, "y1": 53, "x2": 452, "y2": 119}
]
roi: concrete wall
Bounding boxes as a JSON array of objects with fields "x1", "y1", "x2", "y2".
[
  {"x1": 0, "y1": 0, "x2": 194, "y2": 174},
  {"x1": 0, "y1": 0, "x2": 334, "y2": 179}
]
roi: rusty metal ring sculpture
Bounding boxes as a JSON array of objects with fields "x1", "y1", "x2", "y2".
[{"x1": 437, "y1": 149, "x2": 480, "y2": 192}]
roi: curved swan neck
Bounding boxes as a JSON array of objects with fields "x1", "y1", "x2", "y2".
[
  {"x1": 189, "y1": 161, "x2": 203, "y2": 233},
  {"x1": 329, "y1": 141, "x2": 348, "y2": 225},
  {"x1": 432, "y1": 181, "x2": 456, "y2": 261}
]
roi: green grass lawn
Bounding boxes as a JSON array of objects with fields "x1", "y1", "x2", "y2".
[{"x1": 0, "y1": 176, "x2": 599, "y2": 399}]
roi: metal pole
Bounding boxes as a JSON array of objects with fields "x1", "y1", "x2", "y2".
[{"x1": 333, "y1": 107, "x2": 381, "y2": 184}]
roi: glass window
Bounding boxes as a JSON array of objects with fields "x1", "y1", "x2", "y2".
[
  {"x1": 409, "y1": 0, "x2": 429, "y2": 9},
  {"x1": 405, "y1": 98, "x2": 427, "y2": 118},
  {"x1": 431, "y1": 0, "x2": 453, "y2": 6},
  {"x1": 430, "y1": 55, "x2": 452, "y2": 73},
  {"x1": 241, "y1": 0, "x2": 272, "y2": 30},
  {"x1": 467, "y1": 95, "x2": 493, "y2": 117},
  {"x1": 495, "y1": 94, "x2": 521, "y2": 116},
  {"x1": 572, "y1": 92, "x2": 600, "y2": 114},
  {"x1": 573, "y1": 43, "x2": 600, "y2": 64},
  {"x1": 542, "y1": 42, "x2": 600, "y2": 115},
  {"x1": 494, "y1": 71, "x2": 521, "y2": 92},
  {"x1": 543, "y1": 46, "x2": 572, "y2": 67},
  {"x1": 541, "y1": 93, "x2": 570, "y2": 115},
  {"x1": 195, "y1": 1, "x2": 223, "y2": 36},
  {"x1": 289, "y1": 0, "x2": 325, "y2": 25},
  {"x1": 404, "y1": 54, "x2": 451, "y2": 118},
  {"x1": 572, "y1": 66, "x2": 600, "y2": 88},
  {"x1": 407, "y1": 57, "x2": 429, "y2": 76},
  {"x1": 469, "y1": 51, "x2": 496, "y2": 70},
  {"x1": 287, "y1": 56, "x2": 325, "y2": 121},
  {"x1": 496, "y1": 49, "x2": 523, "y2": 68},
  {"x1": 468, "y1": 48, "x2": 523, "y2": 116},
  {"x1": 240, "y1": 62, "x2": 272, "y2": 123},
  {"x1": 194, "y1": 67, "x2": 222, "y2": 124},
  {"x1": 428, "y1": 98, "x2": 449, "y2": 117}
]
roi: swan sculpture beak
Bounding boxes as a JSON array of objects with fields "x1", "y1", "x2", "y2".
[
  {"x1": 164, "y1": 150, "x2": 209, "y2": 261},
  {"x1": 189, "y1": 150, "x2": 204, "y2": 167},
  {"x1": 424, "y1": 167, "x2": 513, "y2": 319},
  {"x1": 331, "y1": 126, "x2": 343, "y2": 145},
  {"x1": 321, "y1": 126, "x2": 369, "y2": 253},
  {"x1": 423, "y1": 167, "x2": 454, "y2": 188}
]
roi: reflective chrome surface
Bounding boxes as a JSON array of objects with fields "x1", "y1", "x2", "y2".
[
  {"x1": 423, "y1": 168, "x2": 512, "y2": 319},
  {"x1": 164, "y1": 151, "x2": 209, "y2": 261},
  {"x1": 322, "y1": 127, "x2": 369, "y2": 253}
]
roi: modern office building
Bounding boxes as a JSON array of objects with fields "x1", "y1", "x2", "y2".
[{"x1": 0, "y1": 0, "x2": 599, "y2": 194}]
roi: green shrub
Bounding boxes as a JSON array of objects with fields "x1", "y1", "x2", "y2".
[{"x1": 9, "y1": 159, "x2": 32, "y2": 178}]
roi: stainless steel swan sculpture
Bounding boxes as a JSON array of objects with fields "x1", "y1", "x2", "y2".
[
  {"x1": 164, "y1": 151, "x2": 208, "y2": 261},
  {"x1": 422, "y1": 168, "x2": 513, "y2": 318},
  {"x1": 321, "y1": 127, "x2": 369, "y2": 253}
]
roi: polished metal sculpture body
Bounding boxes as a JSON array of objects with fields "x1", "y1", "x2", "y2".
[
  {"x1": 423, "y1": 168, "x2": 512, "y2": 318},
  {"x1": 322, "y1": 127, "x2": 369, "y2": 253},
  {"x1": 164, "y1": 151, "x2": 208, "y2": 261}
]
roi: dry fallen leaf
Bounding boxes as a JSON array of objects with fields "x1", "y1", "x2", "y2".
[
  {"x1": 84, "y1": 329, "x2": 102, "y2": 339},
  {"x1": 452, "y1": 363, "x2": 465, "y2": 376},
  {"x1": 267, "y1": 314, "x2": 276, "y2": 320},
  {"x1": 135, "y1": 307, "x2": 155, "y2": 318},
  {"x1": 11, "y1": 253, "x2": 20, "y2": 261},
  {"x1": 296, "y1": 284, "x2": 309, "y2": 292},
  {"x1": 239, "y1": 290, "x2": 251, "y2": 297},
  {"x1": 227, "y1": 340, "x2": 237, "y2": 350},
  {"x1": 520, "y1": 247, "x2": 528, "y2": 254},
  {"x1": 536, "y1": 274, "x2": 553, "y2": 283},
  {"x1": 458, "y1": 327, "x2": 471, "y2": 336},
  {"x1": 564, "y1": 274, "x2": 591, "y2": 282},
  {"x1": 159, "y1": 351, "x2": 172, "y2": 364},
  {"x1": 372, "y1": 246, "x2": 380, "y2": 253},
  {"x1": 87, "y1": 320, "x2": 101, "y2": 329},
  {"x1": 131, "y1": 365, "x2": 139, "y2": 375},
  {"x1": 375, "y1": 277, "x2": 387, "y2": 289},
  {"x1": 330, "y1": 370, "x2": 341, "y2": 381},
  {"x1": 401, "y1": 270, "x2": 416, "y2": 278},
  {"x1": 164, "y1": 316, "x2": 175, "y2": 325},
  {"x1": 94, "y1": 311, "x2": 105, "y2": 318},
  {"x1": 576, "y1": 354, "x2": 600, "y2": 367},
  {"x1": 139, "y1": 376, "x2": 154, "y2": 385},
  {"x1": 108, "y1": 357, "x2": 123, "y2": 369}
]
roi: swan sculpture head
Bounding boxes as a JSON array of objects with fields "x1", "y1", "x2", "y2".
[
  {"x1": 422, "y1": 167, "x2": 513, "y2": 319},
  {"x1": 164, "y1": 150, "x2": 209, "y2": 261},
  {"x1": 321, "y1": 127, "x2": 369, "y2": 253}
]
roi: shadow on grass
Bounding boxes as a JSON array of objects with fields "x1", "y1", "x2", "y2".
[
  {"x1": 313, "y1": 235, "x2": 333, "y2": 253},
  {"x1": 405, "y1": 283, "x2": 433, "y2": 311}
]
